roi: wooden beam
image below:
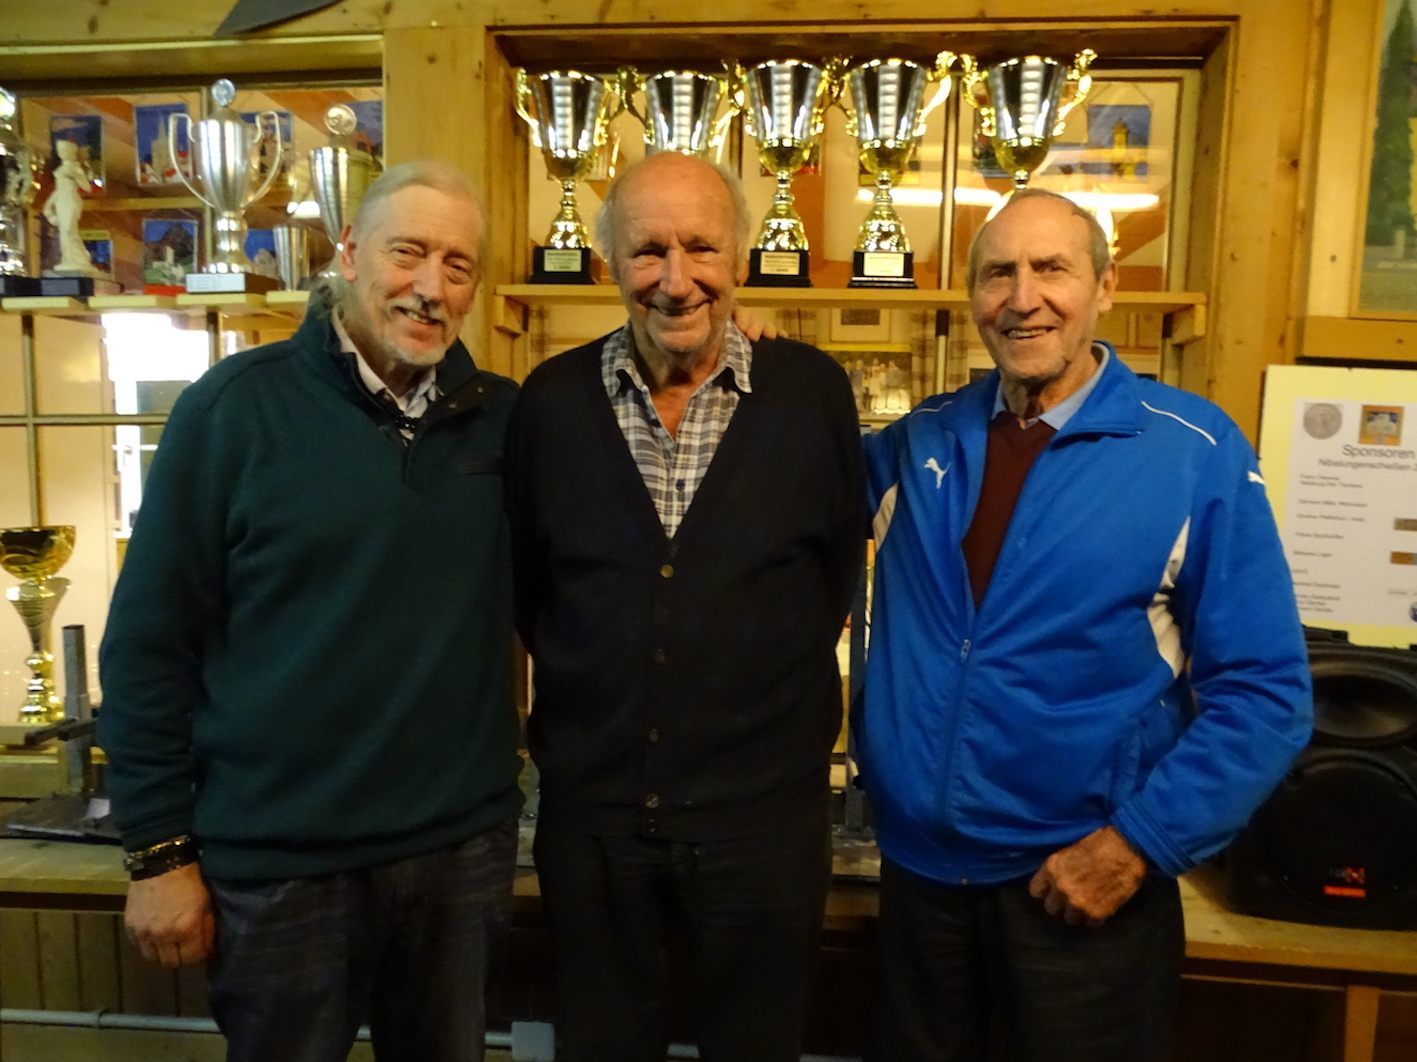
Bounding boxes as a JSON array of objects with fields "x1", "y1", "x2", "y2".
[{"x1": 1299, "y1": 316, "x2": 1417, "y2": 362}]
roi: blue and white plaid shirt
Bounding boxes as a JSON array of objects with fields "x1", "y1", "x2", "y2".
[{"x1": 601, "y1": 322, "x2": 754, "y2": 537}]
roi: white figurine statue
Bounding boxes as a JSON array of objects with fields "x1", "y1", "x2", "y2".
[{"x1": 41, "y1": 139, "x2": 99, "y2": 276}]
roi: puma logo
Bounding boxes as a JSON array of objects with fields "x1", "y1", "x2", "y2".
[{"x1": 924, "y1": 457, "x2": 951, "y2": 489}]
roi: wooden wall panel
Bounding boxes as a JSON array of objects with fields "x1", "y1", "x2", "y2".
[{"x1": 0, "y1": 909, "x2": 41, "y2": 1009}]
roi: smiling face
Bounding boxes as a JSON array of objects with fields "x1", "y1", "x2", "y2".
[
  {"x1": 338, "y1": 183, "x2": 482, "y2": 394},
  {"x1": 608, "y1": 153, "x2": 747, "y2": 378},
  {"x1": 969, "y1": 195, "x2": 1116, "y2": 412}
]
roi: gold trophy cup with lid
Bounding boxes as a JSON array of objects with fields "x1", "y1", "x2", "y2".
[{"x1": 1, "y1": 526, "x2": 76, "y2": 724}]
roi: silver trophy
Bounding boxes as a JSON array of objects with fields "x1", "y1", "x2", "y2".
[
  {"x1": 845, "y1": 53, "x2": 960, "y2": 288},
  {"x1": 738, "y1": 59, "x2": 840, "y2": 287},
  {"x1": 621, "y1": 69, "x2": 737, "y2": 159},
  {"x1": 308, "y1": 103, "x2": 380, "y2": 279},
  {"x1": 962, "y1": 51, "x2": 1096, "y2": 189},
  {"x1": 514, "y1": 69, "x2": 621, "y2": 283},
  {"x1": 170, "y1": 78, "x2": 284, "y2": 293},
  {"x1": 0, "y1": 89, "x2": 41, "y2": 296}
]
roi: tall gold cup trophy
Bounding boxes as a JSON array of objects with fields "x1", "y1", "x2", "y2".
[
  {"x1": 844, "y1": 53, "x2": 961, "y2": 288},
  {"x1": 514, "y1": 69, "x2": 621, "y2": 284},
  {"x1": 738, "y1": 59, "x2": 840, "y2": 288},
  {"x1": 1, "y1": 526, "x2": 76, "y2": 725},
  {"x1": 962, "y1": 51, "x2": 1096, "y2": 189}
]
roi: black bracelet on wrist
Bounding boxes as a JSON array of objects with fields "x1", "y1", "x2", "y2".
[{"x1": 123, "y1": 836, "x2": 198, "y2": 880}]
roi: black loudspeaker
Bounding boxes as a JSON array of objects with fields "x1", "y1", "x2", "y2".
[{"x1": 1224, "y1": 628, "x2": 1417, "y2": 928}]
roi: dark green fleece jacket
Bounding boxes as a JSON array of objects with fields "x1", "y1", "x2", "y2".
[{"x1": 99, "y1": 304, "x2": 523, "y2": 880}]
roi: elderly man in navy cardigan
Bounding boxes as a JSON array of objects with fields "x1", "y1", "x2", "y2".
[{"x1": 507, "y1": 151, "x2": 864, "y2": 1062}]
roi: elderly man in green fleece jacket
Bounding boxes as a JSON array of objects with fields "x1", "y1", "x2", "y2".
[{"x1": 98, "y1": 160, "x2": 523, "y2": 1062}]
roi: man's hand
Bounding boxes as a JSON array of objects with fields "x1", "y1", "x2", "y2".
[
  {"x1": 124, "y1": 862, "x2": 216, "y2": 968},
  {"x1": 1028, "y1": 825, "x2": 1148, "y2": 927},
  {"x1": 731, "y1": 307, "x2": 780, "y2": 342}
]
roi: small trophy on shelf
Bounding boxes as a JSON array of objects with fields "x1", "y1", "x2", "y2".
[
  {"x1": 514, "y1": 69, "x2": 621, "y2": 284},
  {"x1": 0, "y1": 88, "x2": 42, "y2": 297},
  {"x1": 308, "y1": 103, "x2": 380, "y2": 280},
  {"x1": 170, "y1": 78, "x2": 285, "y2": 294},
  {"x1": 0, "y1": 525, "x2": 76, "y2": 725}
]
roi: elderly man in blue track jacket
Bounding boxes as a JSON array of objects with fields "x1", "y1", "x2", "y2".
[{"x1": 860, "y1": 189, "x2": 1313, "y2": 1062}]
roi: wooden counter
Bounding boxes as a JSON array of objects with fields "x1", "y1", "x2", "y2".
[{"x1": 1, "y1": 833, "x2": 1412, "y2": 1061}]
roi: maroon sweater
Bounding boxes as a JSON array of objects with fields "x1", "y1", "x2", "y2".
[{"x1": 961, "y1": 411, "x2": 1056, "y2": 608}]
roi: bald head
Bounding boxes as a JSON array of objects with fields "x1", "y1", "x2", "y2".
[{"x1": 596, "y1": 153, "x2": 751, "y2": 277}]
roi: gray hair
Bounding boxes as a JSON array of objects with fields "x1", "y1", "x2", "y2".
[
  {"x1": 593, "y1": 154, "x2": 752, "y2": 274},
  {"x1": 307, "y1": 159, "x2": 486, "y2": 319},
  {"x1": 965, "y1": 188, "x2": 1112, "y2": 291}
]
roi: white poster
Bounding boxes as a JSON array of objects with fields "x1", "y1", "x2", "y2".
[{"x1": 1260, "y1": 365, "x2": 1417, "y2": 646}]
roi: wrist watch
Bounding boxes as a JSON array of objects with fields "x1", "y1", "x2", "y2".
[{"x1": 122, "y1": 835, "x2": 198, "y2": 880}]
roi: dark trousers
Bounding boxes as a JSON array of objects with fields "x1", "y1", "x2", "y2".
[
  {"x1": 872, "y1": 856, "x2": 1183, "y2": 1062},
  {"x1": 205, "y1": 817, "x2": 518, "y2": 1062},
  {"x1": 533, "y1": 811, "x2": 832, "y2": 1062}
]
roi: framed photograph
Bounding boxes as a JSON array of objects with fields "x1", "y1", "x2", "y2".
[
  {"x1": 244, "y1": 228, "x2": 280, "y2": 279},
  {"x1": 49, "y1": 113, "x2": 104, "y2": 195},
  {"x1": 1355, "y1": 0, "x2": 1417, "y2": 316},
  {"x1": 134, "y1": 102, "x2": 192, "y2": 186},
  {"x1": 240, "y1": 109, "x2": 294, "y2": 180},
  {"x1": 825, "y1": 345, "x2": 921, "y2": 422},
  {"x1": 142, "y1": 217, "x2": 198, "y2": 293},
  {"x1": 348, "y1": 98, "x2": 384, "y2": 160},
  {"x1": 1081, "y1": 103, "x2": 1150, "y2": 179},
  {"x1": 81, "y1": 230, "x2": 113, "y2": 275},
  {"x1": 829, "y1": 306, "x2": 893, "y2": 344}
]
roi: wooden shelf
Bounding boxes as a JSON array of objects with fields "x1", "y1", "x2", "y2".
[
  {"x1": 0, "y1": 291, "x2": 309, "y2": 320},
  {"x1": 496, "y1": 284, "x2": 1207, "y2": 317}
]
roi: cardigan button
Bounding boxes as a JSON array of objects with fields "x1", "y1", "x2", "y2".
[
  {"x1": 644, "y1": 793, "x2": 660, "y2": 810},
  {"x1": 652, "y1": 648, "x2": 668, "y2": 664},
  {"x1": 659, "y1": 564, "x2": 674, "y2": 579},
  {"x1": 647, "y1": 728, "x2": 661, "y2": 743}
]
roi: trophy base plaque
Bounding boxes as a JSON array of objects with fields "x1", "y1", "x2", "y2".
[
  {"x1": 0, "y1": 275, "x2": 41, "y2": 297},
  {"x1": 185, "y1": 271, "x2": 281, "y2": 295},
  {"x1": 39, "y1": 275, "x2": 121, "y2": 297},
  {"x1": 531, "y1": 247, "x2": 593, "y2": 285},
  {"x1": 746, "y1": 249, "x2": 812, "y2": 288},
  {"x1": 850, "y1": 251, "x2": 916, "y2": 289}
]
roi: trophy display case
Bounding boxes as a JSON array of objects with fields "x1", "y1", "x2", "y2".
[
  {"x1": 508, "y1": 46, "x2": 1202, "y2": 411},
  {"x1": 0, "y1": 79, "x2": 382, "y2": 716}
]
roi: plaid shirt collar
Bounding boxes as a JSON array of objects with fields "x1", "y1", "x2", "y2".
[{"x1": 601, "y1": 322, "x2": 754, "y2": 402}]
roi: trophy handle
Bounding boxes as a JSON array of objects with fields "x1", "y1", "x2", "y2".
[
  {"x1": 728, "y1": 63, "x2": 757, "y2": 142},
  {"x1": 619, "y1": 67, "x2": 647, "y2": 132},
  {"x1": 513, "y1": 69, "x2": 544, "y2": 149},
  {"x1": 958, "y1": 56, "x2": 995, "y2": 138},
  {"x1": 246, "y1": 110, "x2": 285, "y2": 206},
  {"x1": 830, "y1": 58, "x2": 857, "y2": 139},
  {"x1": 1054, "y1": 49, "x2": 1097, "y2": 136},
  {"x1": 710, "y1": 73, "x2": 740, "y2": 152},
  {"x1": 166, "y1": 112, "x2": 209, "y2": 206},
  {"x1": 917, "y1": 53, "x2": 959, "y2": 135}
]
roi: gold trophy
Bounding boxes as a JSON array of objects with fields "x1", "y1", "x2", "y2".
[
  {"x1": 1, "y1": 526, "x2": 76, "y2": 725},
  {"x1": 309, "y1": 103, "x2": 380, "y2": 279},
  {"x1": 621, "y1": 68, "x2": 738, "y2": 160},
  {"x1": 514, "y1": 69, "x2": 621, "y2": 284},
  {"x1": 962, "y1": 51, "x2": 1096, "y2": 189},
  {"x1": 845, "y1": 53, "x2": 961, "y2": 288},
  {"x1": 738, "y1": 59, "x2": 841, "y2": 287}
]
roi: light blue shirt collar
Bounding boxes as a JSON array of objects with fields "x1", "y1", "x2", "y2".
[{"x1": 990, "y1": 343, "x2": 1110, "y2": 430}]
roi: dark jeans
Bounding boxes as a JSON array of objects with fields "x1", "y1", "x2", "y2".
[
  {"x1": 872, "y1": 856, "x2": 1183, "y2": 1062},
  {"x1": 205, "y1": 817, "x2": 518, "y2": 1062},
  {"x1": 533, "y1": 810, "x2": 832, "y2": 1062}
]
